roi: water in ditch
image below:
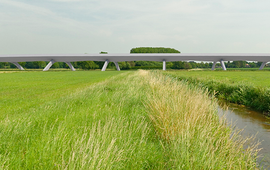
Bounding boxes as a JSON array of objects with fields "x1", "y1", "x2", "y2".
[{"x1": 218, "y1": 101, "x2": 270, "y2": 169}]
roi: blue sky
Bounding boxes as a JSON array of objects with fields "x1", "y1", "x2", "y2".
[{"x1": 1, "y1": 0, "x2": 270, "y2": 54}]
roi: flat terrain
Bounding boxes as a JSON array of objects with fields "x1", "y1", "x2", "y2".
[
  {"x1": 0, "y1": 71, "x2": 124, "y2": 119},
  {"x1": 0, "y1": 70, "x2": 259, "y2": 169},
  {"x1": 165, "y1": 70, "x2": 270, "y2": 87}
]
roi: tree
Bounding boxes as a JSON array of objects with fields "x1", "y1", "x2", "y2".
[
  {"x1": 257, "y1": 62, "x2": 262, "y2": 67},
  {"x1": 130, "y1": 47, "x2": 181, "y2": 69},
  {"x1": 77, "y1": 61, "x2": 99, "y2": 70},
  {"x1": 190, "y1": 62, "x2": 197, "y2": 68},
  {"x1": 249, "y1": 62, "x2": 256, "y2": 68},
  {"x1": 18, "y1": 62, "x2": 26, "y2": 67},
  {"x1": 184, "y1": 62, "x2": 192, "y2": 69},
  {"x1": 51, "y1": 62, "x2": 60, "y2": 68},
  {"x1": 32, "y1": 61, "x2": 46, "y2": 69},
  {"x1": 232, "y1": 61, "x2": 246, "y2": 68},
  {"x1": 199, "y1": 62, "x2": 206, "y2": 68},
  {"x1": 166, "y1": 62, "x2": 173, "y2": 68},
  {"x1": 119, "y1": 62, "x2": 131, "y2": 70},
  {"x1": 135, "y1": 61, "x2": 162, "y2": 67},
  {"x1": 172, "y1": 61, "x2": 185, "y2": 69},
  {"x1": 130, "y1": 47, "x2": 180, "y2": 53},
  {"x1": 57, "y1": 62, "x2": 65, "y2": 68},
  {"x1": 127, "y1": 61, "x2": 135, "y2": 67}
]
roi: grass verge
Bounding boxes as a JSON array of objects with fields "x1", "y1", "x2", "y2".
[{"x1": 164, "y1": 71, "x2": 270, "y2": 115}]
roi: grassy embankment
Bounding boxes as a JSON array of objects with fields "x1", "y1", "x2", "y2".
[
  {"x1": 211, "y1": 68, "x2": 270, "y2": 71},
  {"x1": 0, "y1": 70, "x2": 259, "y2": 169},
  {"x1": 164, "y1": 70, "x2": 270, "y2": 115}
]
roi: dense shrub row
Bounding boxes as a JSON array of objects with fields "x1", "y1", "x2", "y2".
[{"x1": 166, "y1": 74, "x2": 270, "y2": 115}]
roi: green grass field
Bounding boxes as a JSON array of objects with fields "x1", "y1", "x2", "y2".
[
  {"x1": 0, "y1": 71, "x2": 124, "y2": 119},
  {"x1": 0, "y1": 70, "x2": 259, "y2": 169},
  {"x1": 165, "y1": 70, "x2": 270, "y2": 87}
]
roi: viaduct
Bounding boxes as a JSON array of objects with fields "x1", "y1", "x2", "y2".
[{"x1": 0, "y1": 53, "x2": 270, "y2": 71}]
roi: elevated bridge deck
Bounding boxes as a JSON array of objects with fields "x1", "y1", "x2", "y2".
[{"x1": 1, "y1": 53, "x2": 269, "y2": 71}]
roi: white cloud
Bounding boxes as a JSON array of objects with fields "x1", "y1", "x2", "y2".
[
  {"x1": 50, "y1": 0, "x2": 84, "y2": 1},
  {"x1": 1, "y1": 0, "x2": 54, "y2": 16},
  {"x1": 1, "y1": 0, "x2": 270, "y2": 54}
]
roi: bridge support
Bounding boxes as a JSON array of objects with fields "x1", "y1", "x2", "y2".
[
  {"x1": 114, "y1": 62, "x2": 120, "y2": 71},
  {"x1": 163, "y1": 60, "x2": 166, "y2": 70},
  {"x1": 259, "y1": 62, "x2": 267, "y2": 70},
  {"x1": 11, "y1": 62, "x2": 24, "y2": 70},
  {"x1": 211, "y1": 61, "x2": 217, "y2": 71},
  {"x1": 43, "y1": 59, "x2": 55, "y2": 71},
  {"x1": 102, "y1": 60, "x2": 109, "y2": 71},
  {"x1": 65, "y1": 62, "x2": 76, "y2": 71},
  {"x1": 220, "y1": 59, "x2": 227, "y2": 71}
]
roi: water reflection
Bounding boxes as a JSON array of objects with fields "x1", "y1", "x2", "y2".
[{"x1": 218, "y1": 102, "x2": 270, "y2": 169}]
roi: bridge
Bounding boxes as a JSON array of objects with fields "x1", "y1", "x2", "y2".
[{"x1": 1, "y1": 53, "x2": 270, "y2": 71}]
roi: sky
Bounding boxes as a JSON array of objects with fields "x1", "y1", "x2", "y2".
[{"x1": 1, "y1": 0, "x2": 270, "y2": 54}]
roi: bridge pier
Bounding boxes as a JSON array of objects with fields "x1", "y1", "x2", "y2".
[
  {"x1": 211, "y1": 61, "x2": 217, "y2": 71},
  {"x1": 259, "y1": 62, "x2": 267, "y2": 70},
  {"x1": 102, "y1": 60, "x2": 109, "y2": 71},
  {"x1": 43, "y1": 59, "x2": 55, "y2": 71},
  {"x1": 163, "y1": 60, "x2": 166, "y2": 70},
  {"x1": 114, "y1": 62, "x2": 120, "y2": 71},
  {"x1": 220, "y1": 59, "x2": 227, "y2": 71},
  {"x1": 65, "y1": 62, "x2": 76, "y2": 71},
  {"x1": 11, "y1": 62, "x2": 24, "y2": 70}
]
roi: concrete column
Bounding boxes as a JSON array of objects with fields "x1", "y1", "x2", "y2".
[
  {"x1": 43, "y1": 59, "x2": 55, "y2": 71},
  {"x1": 65, "y1": 62, "x2": 76, "y2": 71},
  {"x1": 101, "y1": 60, "x2": 109, "y2": 71},
  {"x1": 11, "y1": 62, "x2": 24, "y2": 70},
  {"x1": 211, "y1": 61, "x2": 217, "y2": 71},
  {"x1": 220, "y1": 59, "x2": 227, "y2": 71},
  {"x1": 163, "y1": 60, "x2": 166, "y2": 71},
  {"x1": 113, "y1": 62, "x2": 120, "y2": 71},
  {"x1": 259, "y1": 62, "x2": 267, "y2": 70}
]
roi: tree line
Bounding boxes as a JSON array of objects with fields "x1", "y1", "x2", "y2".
[{"x1": 0, "y1": 48, "x2": 267, "y2": 70}]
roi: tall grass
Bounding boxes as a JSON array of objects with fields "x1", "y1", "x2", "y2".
[
  {"x1": 140, "y1": 70, "x2": 260, "y2": 169},
  {"x1": 0, "y1": 70, "x2": 260, "y2": 169},
  {"x1": 0, "y1": 72, "x2": 165, "y2": 169}
]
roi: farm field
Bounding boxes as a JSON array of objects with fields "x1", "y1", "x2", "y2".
[
  {"x1": 0, "y1": 70, "x2": 259, "y2": 169},
  {"x1": 165, "y1": 70, "x2": 270, "y2": 87}
]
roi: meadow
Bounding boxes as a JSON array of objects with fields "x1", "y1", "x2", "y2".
[
  {"x1": 0, "y1": 70, "x2": 259, "y2": 169},
  {"x1": 0, "y1": 71, "x2": 123, "y2": 120},
  {"x1": 164, "y1": 70, "x2": 270, "y2": 114},
  {"x1": 165, "y1": 70, "x2": 270, "y2": 87}
]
